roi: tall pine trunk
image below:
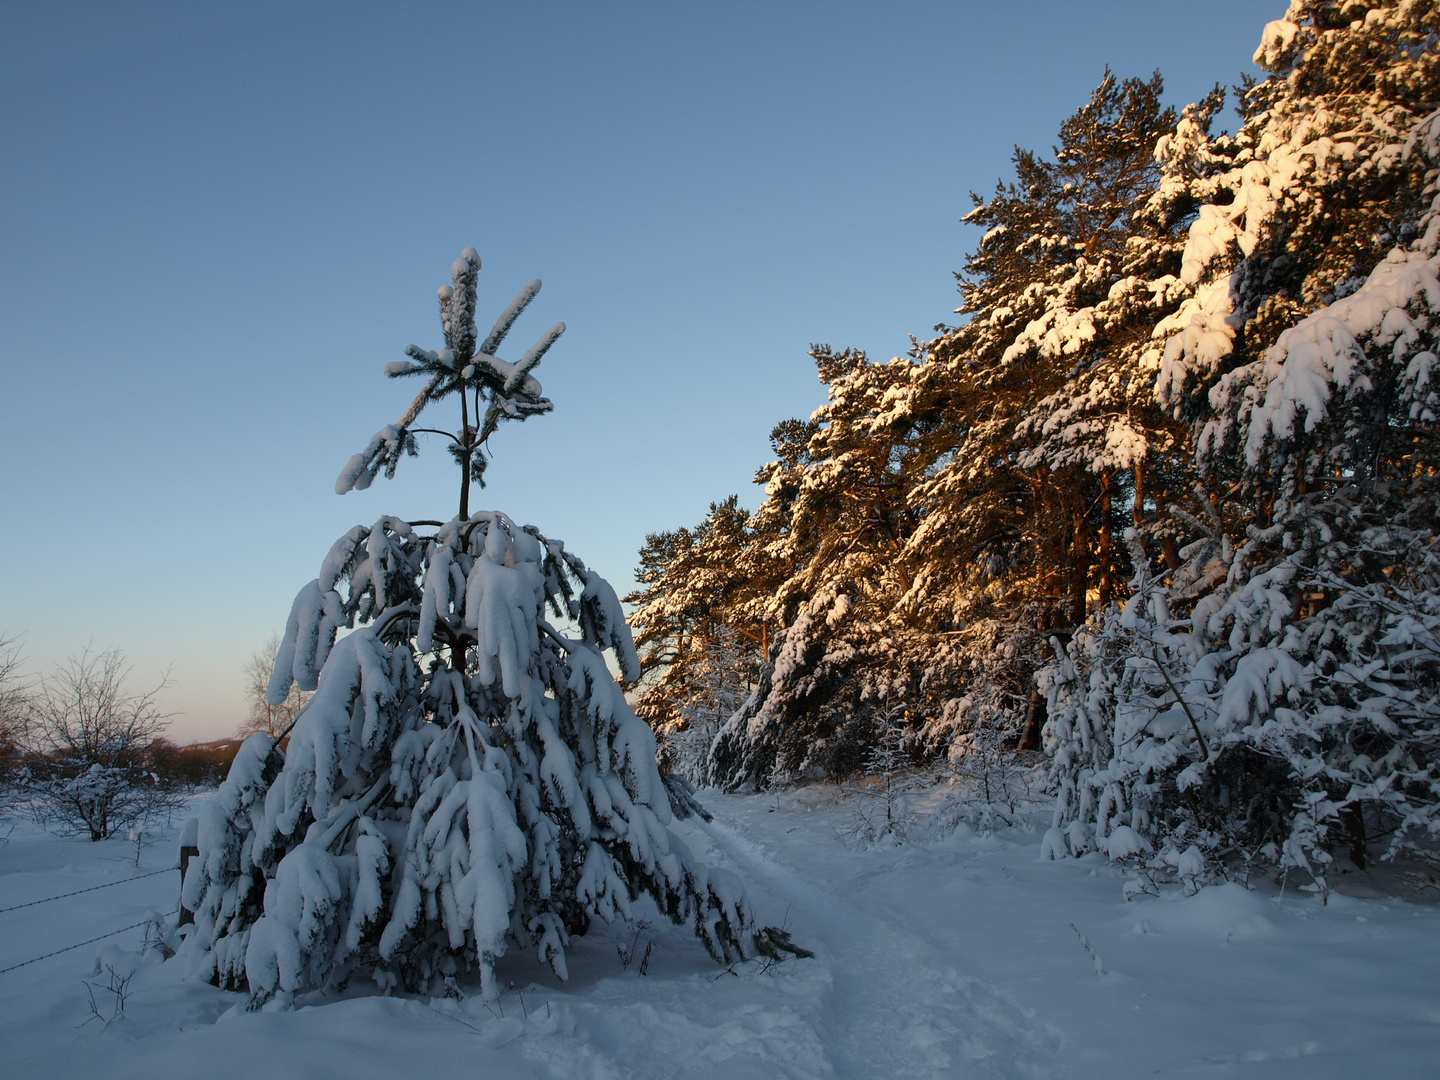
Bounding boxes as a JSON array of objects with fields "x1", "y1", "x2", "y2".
[
  {"x1": 1098, "y1": 469, "x2": 1113, "y2": 609},
  {"x1": 1070, "y1": 506, "x2": 1088, "y2": 625},
  {"x1": 1132, "y1": 460, "x2": 1145, "y2": 527}
]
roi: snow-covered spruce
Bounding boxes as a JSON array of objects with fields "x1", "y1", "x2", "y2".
[{"x1": 181, "y1": 251, "x2": 765, "y2": 1005}]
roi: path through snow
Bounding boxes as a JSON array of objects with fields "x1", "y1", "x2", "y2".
[{"x1": 688, "y1": 801, "x2": 1057, "y2": 1078}]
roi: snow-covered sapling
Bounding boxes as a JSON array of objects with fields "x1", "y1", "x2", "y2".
[
  {"x1": 183, "y1": 250, "x2": 769, "y2": 1005},
  {"x1": 933, "y1": 685, "x2": 1045, "y2": 837},
  {"x1": 840, "y1": 706, "x2": 924, "y2": 848}
]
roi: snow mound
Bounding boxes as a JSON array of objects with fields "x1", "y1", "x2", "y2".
[{"x1": 1129, "y1": 883, "x2": 1281, "y2": 942}]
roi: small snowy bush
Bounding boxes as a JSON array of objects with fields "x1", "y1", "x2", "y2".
[
  {"x1": 1044, "y1": 493, "x2": 1440, "y2": 897},
  {"x1": 839, "y1": 709, "x2": 925, "y2": 848},
  {"x1": 931, "y1": 693, "x2": 1046, "y2": 837}
]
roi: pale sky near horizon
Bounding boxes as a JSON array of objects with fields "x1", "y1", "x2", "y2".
[{"x1": 0, "y1": 1, "x2": 1272, "y2": 742}]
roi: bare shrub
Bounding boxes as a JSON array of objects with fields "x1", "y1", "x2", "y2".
[{"x1": 24, "y1": 647, "x2": 183, "y2": 841}]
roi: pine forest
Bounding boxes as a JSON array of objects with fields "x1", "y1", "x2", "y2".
[{"x1": 628, "y1": 0, "x2": 1440, "y2": 899}]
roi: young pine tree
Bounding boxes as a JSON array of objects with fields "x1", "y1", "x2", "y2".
[{"x1": 182, "y1": 251, "x2": 788, "y2": 1007}]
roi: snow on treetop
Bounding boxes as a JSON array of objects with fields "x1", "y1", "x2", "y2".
[
  {"x1": 1191, "y1": 248, "x2": 1440, "y2": 469},
  {"x1": 1254, "y1": 18, "x2": 1300, "y2": 70},
  {"x1": 335, "y1": 250, "x2": 562, "y2": 511}
]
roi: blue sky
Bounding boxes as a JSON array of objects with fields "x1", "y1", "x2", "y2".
[{"x1": 0, "y1": 2, "x2": 1272, "y2": 741}]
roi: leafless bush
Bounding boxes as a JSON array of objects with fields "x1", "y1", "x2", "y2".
[
  {"x1": 23, "y1": 647, "x2": 184, "y2": 840},
  {"x1": 0, "y1": 635, "x2": 32, "y2": 822}
]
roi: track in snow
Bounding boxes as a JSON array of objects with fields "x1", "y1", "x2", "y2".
[{"x1": 685, "y1": 802, "x2": 1059, "y2": 1080}]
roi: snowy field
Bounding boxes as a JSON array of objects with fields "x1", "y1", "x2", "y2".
[{"x1": 2, "y1": 788, "x2": 1438, "y2": 1080}]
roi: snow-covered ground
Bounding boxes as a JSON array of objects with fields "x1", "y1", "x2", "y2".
[{"x1": 2, "y1": 788, "x2": 1438, "y2": 1079}]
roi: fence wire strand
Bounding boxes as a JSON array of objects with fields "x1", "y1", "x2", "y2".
[
  {"x1": 0, "y1": 910, "x2": 178, "y2": 976},
  {"x1": 0, "y1": 866, "x2": 174, "y2": 915}
]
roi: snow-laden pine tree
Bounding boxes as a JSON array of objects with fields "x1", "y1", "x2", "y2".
[
  {"x1": 708, "y1": 347, "x2": 941, "y2": 788},
  {"x1": 1155, "y1": 0, "x2": 1440, "y2": 431},
  {"x1": 706, "y1": 74, "x2": 1197, "y2": 790},
  {"x1": 625, "y1": 495, "x2": 769, "y2": 757},
  {"x1": 181, "y1": 251, "x2": 789, "y2": 1006},
  {"x1": 1043, "y1": 2, "x2": 1440, "y2": 893},
  {"x1": 910, "y1": 71, "x2": 1187, "y2": 637}
]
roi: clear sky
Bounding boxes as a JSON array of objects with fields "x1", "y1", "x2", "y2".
[{"x1": 0, "y1": 1, "x2": 1273, "y2": 742}]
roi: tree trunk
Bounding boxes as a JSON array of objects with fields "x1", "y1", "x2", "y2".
[
  {"x1": 1132, "y1": 460, "x2": 1145, "y2": 527},
  {"x1": 1257, "y1": 485, "x2": 1275, "y2": 529},
  {"x1": 459, "y1": 383, "x2": 473, "y2": 520},
  {"x1": 1162, "y1": 536, "x2": 1180, "y2": 572},
  {"x1": 1017, "y1": 688, "x2": 1047, "y2": 751},
  {"x1": 1071, "y1": 508, "x2": 1088, "y2": 625},
  {"x1": 1098, "y1": 470, "x2": 1114, "y2": 609},
  {"x1": 1343, "y1": 806, "x2": 1367, "y2": 870},
  {"x1": 1031, "y1": 467, "x2": 1055, "y2": 631}
]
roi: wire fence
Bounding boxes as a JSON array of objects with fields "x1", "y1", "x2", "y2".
[
  {"x1": 0, "y1": 910, "x2": 178, "y2": 976},
  {"x1": 0, "y1": 866, "x2": 174, "y2": 915},
  {"x1": 0, "y1": 864, "x2": 181, "y2": 976}
]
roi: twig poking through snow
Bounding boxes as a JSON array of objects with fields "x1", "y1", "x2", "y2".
[
  {"x1": 1070, "y1": 923, "x2": 1105, "y2": 978},
  {"x1": 79, "y1": 965, "x2": 135, "y2": 1028}
]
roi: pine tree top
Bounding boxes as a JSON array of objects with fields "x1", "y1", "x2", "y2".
[{"x1": 335, "y1": 249, "x2": 564, "y2": 514}]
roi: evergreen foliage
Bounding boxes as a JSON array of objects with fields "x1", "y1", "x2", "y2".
[
  {"x1": 631, "y1": 1, "x2": 1440, "y2": 891},
  {"x1": 625, "y1": 495, "x2": 769, "y2": 754},
  {"x1": 913, "y1": 69, "x2": 1188, "y2": 634},
  {"x1": 183, "y1": 252, "x2": 766, "y2": 1007},
  {"x1": 334, "y1": 248, "x2": 561, "y2": 518},
  {"x1": 1045, "y1": 0, "x2": 1440, "y2": 892}
]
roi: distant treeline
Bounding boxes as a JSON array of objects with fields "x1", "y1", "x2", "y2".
[
  {"x1": 1, "y1": 738, "x2": 245, "y2": 790},
  {"x1": 148, "y1": 738, "x2": 245, "y2": 787}
]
